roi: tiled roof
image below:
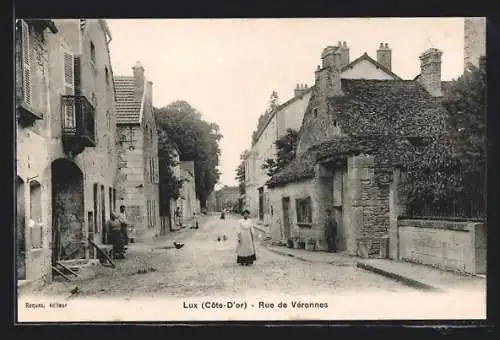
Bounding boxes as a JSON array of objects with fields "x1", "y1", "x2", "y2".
[
  {"x1": 268, "y1": 79, "x2": 453, "y2": 187},
  {"x1": 114, "y1": 76, "x2": 142, "y2": 124}
]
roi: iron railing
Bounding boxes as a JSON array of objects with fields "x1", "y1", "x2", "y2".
[{"x1": 61, "y1": 95, "x2": 95, "y2": 144}]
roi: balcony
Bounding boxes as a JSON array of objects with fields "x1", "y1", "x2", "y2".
[{"x1": 61, "y1": 95, "x2": 96, "y2": 156}]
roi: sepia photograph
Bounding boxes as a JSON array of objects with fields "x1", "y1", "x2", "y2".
[{"x1": 15, "y1": 17, "x2": 486, "y2": 322}]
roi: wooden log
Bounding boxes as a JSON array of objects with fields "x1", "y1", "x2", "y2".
[
  {"x1": 52, "y1": 266, "x2": 72, "y2": 281},
  {"x1": 55, "y1": 261, "x2": 79, "y2": 277},
  {"x1": 88, "y1": 238, "x2": 116, "y2": 268}
]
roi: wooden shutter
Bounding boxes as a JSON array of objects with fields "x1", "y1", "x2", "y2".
[
  {"x1": 62, "y1": 48, "x2": 75, "y2": 129},
  {"x1": 21, "y1": 20, "x2": 32, "y2": 107}
]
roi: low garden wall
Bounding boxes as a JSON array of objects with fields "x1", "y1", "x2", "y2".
[{"x1": 397, "y1": 218, "x2": 486, "y2": 275}]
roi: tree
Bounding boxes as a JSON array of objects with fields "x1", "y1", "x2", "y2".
[
  {"x1": 442, "y1": 60, "x2": 486, "y2": 170},
  {"x1": 261, "y1": 128, "x2": 299, "y2": 177},
  {"x1": 401, "y1": 61, "x2": 486, "y2": 218},
  {"x1": 251, "y1": 91, "x2": 280, "y2": 145},
  {"x1": 235, "y1": 149, "x2": 248, "y2": 195},
  {"x1": 157, "y1": 129, "x2": 184, "y2": 224},
  {"x1": 155, "y1": 100, "x2": 222, "y2": 208}
]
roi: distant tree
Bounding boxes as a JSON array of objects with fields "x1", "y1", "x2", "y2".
[
  {"x1": 261, "y1": 128, "x2": 299, "y2": 177},
  {"x1": 251, "y1": 91, "x2": 280, "y2": 145},
  {"x1": 235, "y1": 149, "x2": 249, "y2": 195},
  {"x1": 155, "y1": 100, "x2": 222, "y2": 208}
]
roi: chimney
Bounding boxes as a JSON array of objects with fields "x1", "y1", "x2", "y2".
[
  {"x1": 132, "y1": 61, "x2": 145, "y2": 101},
  {"x1": 315, "y1": 46, "x2": 343, "y2": 113},
  {"x1": 417, "y1": 48, "x2": 443, "y2": 97},
  {"x1": 376, "y1": 42, "x2": 392, "y2": 70},
  {"x1": 294, "y1": 83, "x2": 308, "y2": 97},
  {"x1": 338, "y1": 41, "x2": 350, "y2": 69},
  {"x1": 147, "y1": 80, "x2": 153, "y2": 103}
]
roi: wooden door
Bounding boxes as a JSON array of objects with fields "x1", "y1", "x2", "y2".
[{"x1": 282, "y1": 197, "x2": 291, "y2": 239}]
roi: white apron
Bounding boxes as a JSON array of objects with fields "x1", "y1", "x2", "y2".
[{"x1": 236, "y1": 218, "x2": 256, "y2": 257}]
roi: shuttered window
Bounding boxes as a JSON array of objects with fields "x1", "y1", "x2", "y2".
[
  {"x1": 21, "y1": 20, "x2": 32, "y2": 107},
  {"x1": 62, "y1": 47, "x2": 76, "y2": 128}
]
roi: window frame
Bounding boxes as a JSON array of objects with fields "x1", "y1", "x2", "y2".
[{"x1": 295, "y1": 196, "x2": 313, "y2": 226}]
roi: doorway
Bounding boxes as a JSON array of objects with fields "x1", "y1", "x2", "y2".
[
  {"x1": 282, "y1": 196, "x2": 291, "y2": 240},
  {"x1": 51, "y1": 158, "x2": 85, "y2": 262},
  {"x1": 16, "y1": 176, "x2": 26, "y2": 280},
  {"x1": 258, "y1": 187, "x2": 264, "y2": 220}
]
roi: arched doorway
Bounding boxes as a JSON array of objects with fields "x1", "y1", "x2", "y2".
[
  {"x1": 16, "y1": 176, "x2": 26, "y2": 280},
  {"x1": 51, "y1": 159, "x2": 85, "y2": 262}
]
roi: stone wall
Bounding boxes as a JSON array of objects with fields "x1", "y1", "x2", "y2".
[
  {"x1": 397, "y1": 219, "x2": 486, "y2": 274},
  {"x1": 48, "y1": 19, "x2": 118, "y2": 251}
]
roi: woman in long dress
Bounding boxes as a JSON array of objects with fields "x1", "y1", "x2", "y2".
[{"x1": 236, "y1": 209, "x2": 257, "y2": 266}]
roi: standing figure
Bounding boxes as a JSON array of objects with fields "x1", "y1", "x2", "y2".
[
  {"x1": 236, "y1": 209, "x2": 257, "y2": 266},
  {"x1": 193, "y1": 212, "x2": 199, "y2": 229},
  {"x1": 107, "y1": 212, "x2": 125, "y2": 259},
  {"x1": 117, "y1": 205, "x2": 129, "y2": 245},
  {"x1": 325, "y1": 208, "x2": 338, "y2": 252},
  {"x1": 174, "y1": 207, "x2": 182, "y2": 228}
]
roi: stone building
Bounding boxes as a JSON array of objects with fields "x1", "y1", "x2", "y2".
[
  {"x1": 246, "y1": 41, "x2": 403, "y2": 231},
  {"x1": 267, "y1": 43, "x2": 451, "y2": 257},
  {"x1": 177, "y1": 160, "x2": 198, "y2": 221},
  {"x1": 16, "y1": 19, "x2": 118, "y2": 286},
  {"x1": 114, "y1": 62, "x2": 160, "y2": 240},
  {"x1": 464, "y1": 17, "x2": 486, "y2": 69},
  {"x1": 15, "y1": 19, "x2": 58, "y2": 284},
  {"x1": 215, "y1": 186, "x2": 240, "y2": 211}
]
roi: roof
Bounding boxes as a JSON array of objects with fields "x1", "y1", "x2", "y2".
[
  {"x1": 253, "y1": 87, "x2": 313, "y2": 144},
  {"x1": 114, "y1": 76, "x2": 142, "y2": 124},
  {"x1": 268, "y1": 78, "x2": 452, "y2": 187},
  {"x1": 342, "y1": 53, "x2": 402, "y2": 80},
  {"x1": 252, "y1": 52, "x2": 401, "y2": 146},
  {"x1": 267, "y1": 151, "x2": 317, "y2": 188}
]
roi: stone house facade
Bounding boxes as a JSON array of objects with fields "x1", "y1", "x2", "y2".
[
  {"x1": 215, "y1": 186, "x2": 240, "y2": 211},
  {"x1": 267, "y1": 42, "x2": 451, "y2": 257},
  {"x1": 245, "y1": 86, "x2": 312, "y2": 223},
  {"x1": 245, "y1": 42, "x2": 403, "y2": 228},
  {"x1": 464, "y1": 17, "x2": 486, "y2": 69},
  {"x1": 16, "y1": 19, "x2": 119, "y2": 286},
  {"x1": 15, "y1": 19, "x2": 58, "y2": 284},
  {"x1": 114, "y1": 62, "x2": 160, "y2": 239}
]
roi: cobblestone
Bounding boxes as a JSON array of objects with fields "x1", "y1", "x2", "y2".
[{"x1": 31, "y1": 215, "x2": 415, "y2": 298}]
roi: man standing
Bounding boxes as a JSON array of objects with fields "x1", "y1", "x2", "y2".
[
  {"x1": 174, "y1": 206, "x2": 182, "y2": 228},
  {"x1": 107, "y1": 212, "x2": 124, "y2": 259},
  {"x1": 325, "y1": 208, "x2": 338, "y2": 252}
]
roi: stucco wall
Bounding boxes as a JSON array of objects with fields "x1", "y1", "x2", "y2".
[
  {"x1": 398, "y1": 219, "x2": 486, "y2": 274},
  {"x1": 48, "y1": 19, "x2": 117, "y2": 249}
]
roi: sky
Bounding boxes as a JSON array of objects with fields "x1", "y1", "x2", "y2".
[{"x1": 107, "y1": 18, "x2": 465, "y2": 188}]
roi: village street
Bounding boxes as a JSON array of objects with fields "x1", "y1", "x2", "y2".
[{"x1": 31, "y1": 214, "x2": 417, "y2": 299}]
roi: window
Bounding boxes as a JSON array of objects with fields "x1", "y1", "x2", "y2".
[
  {"x1": 90, "y1": 41, "x2": 96, "y2": 65},
  {"x1": 295, "y1": 197, "x2": 312, "y2": 225},
  {"x1": 333, "y1": 120, "x2": 337, "y2": 127},
  {"x1": 29, "y1": 181, "x2": 43, "y2": 248},
  {"x1": 313, "y1": 108, "x2": 318, "y2": 118}
]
